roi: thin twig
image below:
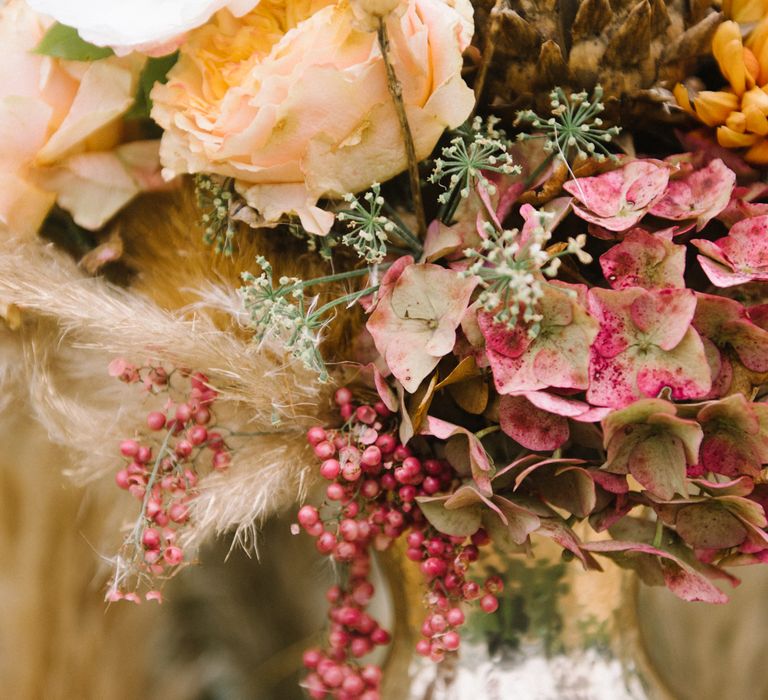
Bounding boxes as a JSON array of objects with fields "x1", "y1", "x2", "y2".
[
  {"x1": 472, "y1": 0, "x2": 507, "y2": 114},
  {"x1": 377, "y1": 17, "x2": 427, "y2": 239}
]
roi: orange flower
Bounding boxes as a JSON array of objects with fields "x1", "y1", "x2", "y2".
[
  {"x1": 676, "y1": 19, "x2": 768, "y2": 164},
  {"x1": 724, "y1": 0, "x2": 768, "y2": 23}
]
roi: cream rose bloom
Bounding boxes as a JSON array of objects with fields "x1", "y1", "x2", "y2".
[
  {"x1": 1, "y1": 0, "x2": 161, "y2": 237},
  {"x1": 150, "y1": 0, "x2": 475, "y2": 235}
]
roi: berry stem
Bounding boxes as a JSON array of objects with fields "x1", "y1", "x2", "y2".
[{"x1": 132, "y1": 425, "x2": 175, "y2": 550}]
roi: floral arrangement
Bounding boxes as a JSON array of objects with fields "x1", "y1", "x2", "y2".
[{"x1": 4, "y1": 0, "x2": 768, "y2": 697}]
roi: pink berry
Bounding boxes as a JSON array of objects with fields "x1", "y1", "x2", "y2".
[
  {"x1": 164, "y1": 546, "x2": 183, "y2": 566},
  {"x1": 341, "y1": 461, "x2": 362, "y2": 482},
  {"x1": 326, "y1": 483, "x2": 345, "y2": 501},
  {"x1": 373, "y1": 401, "x2": 390, "y2": 417},
  {"x1": 298, "y1": 505, "x2": 320, "y2": 528},
  {"x1": 471, "y1": 528, "x2": 491, "y2": 547},
  {"x1": 356, "y1": 405, "x2": 377, "y2": 425},
  {"x1": 405, "y1": 547, "x2": 422, "y2": 562},
  {"x1": 305, "y1": 521, "x2": 324, "y2": 537},
  {"x1": 169, "y1": 503, "x2": 189, "y2": 523},
  {"x1": 416, "y1": 639, "x2": 431, "y2": 656},
  {"x1": 485, "y1": 575, "x2": 504, "y2": 594},
  {"x1": 175, "y1": 403, "x2": 192, "y2": 422},
  {"x1": 339, "y1": 519, "x2": 359, "y2": 542},
  {"x1": 334, "y1": 541, "x2": 356, "y2": 561},
  {"x1": 352, "y1": 582, "x2": 375, "y2": 606},
  {"x1": 136, "y1": 446, "x2": 152, "y2": 463},
  {"x1": 370, "y1": 628, "x2": 390, "y2": 645},
  {"x1": 358, "y1": 479, "x2": 379, "y2": 499},
  {"x1": 361, "y1": 665, "x2": 382, "y2": 686},
  {"x1": 350, "y1": 637, "x2": 372, "y2": 657},
  {"x1": 442, "y1": 631, "x2": 461, "y2": 651},
  {"x1": 342, "y1": 674, "x2": 365, "y2": 695},
  {"x1": 375, "y1": 433, "x2": 396, "y2": 453},
  {"x1": 320, "y1": 459, "x2": 341, "y2": 480},
  {"x1": 393, "y1": 445, "x2": 411, "y2": 461},
  {"x1": 480, "y1": 594, "x2": 499, "y2": 613},
  {"x1": 307, "y1": 426, "x2": 327, "y2": 445},
  {"x1": 175, "y1": 440, "x2": 193, "y2": 458},
  {"x1": 322, "y1": 665, "x2": 344, "y2": 688},
  {"x1": 115, "y1": 470, "x2": 130, "y2": 489},
  {"x1": 194, "y1": 407, "x2": 211, "y2": 425},
  {"x1": 213, "y1": 451, "x2": 231, "y2": 470},
  {"x1": 188, "y1": 425, "x2": 208, "y2": 445},
  {"x1": 147, "y1": 412, "x2": 166, "y2": 431},
  {"x1": 340, "y1": 403, "x2": 354, "y2": 420},
  {"x1": 429, "y1": 614, "x2": 448, "y2": 633},
  {"x1": 361, "y1": 446, "x2": 382, "y2": 467},
  {"x1": 119, "y1": 440, "x2": 140, "y2": 457},
  {"x1": 142, "y1": 528, "x2": 161, "y2": 550},
  {"x1": 316, "y1": 532, "x2": 336, "y2": 554},
  {"x1": 462, "y1": 581, "x2": 480, "y2": 600},
  {"x1": 446, "y1": 608, "x2": 465, "y2": 626},
  {"x1": 334, "y1": 387, "x2": 353, "y2": 406},
  {"x1": 314, "y1": 441, "x2": 336, "y2": 460},
  {"x1": 302, "y1": 648, "x2": 322, "y2": 670}
]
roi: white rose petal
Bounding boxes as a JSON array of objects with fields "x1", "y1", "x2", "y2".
[{"x1": 24, "y1": 0, "x2": 261, "y2": 54}]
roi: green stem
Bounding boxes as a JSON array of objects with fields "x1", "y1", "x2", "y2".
[
  {"x1": 475, "y1": 425, "x2": 501, "y2": 440},
  {"x1": 133, "y1": 425, "x2": 175, "y2": 549},
  {"x1": 382, "y1": 202, "x2": 421, "y2": 254},
  {"x1": 523, "y1": 152, "x2": 556, "y2": 190},
  {"x1": 309, "y1": 285, "x2": 380, "y2": 322},
  {"x1": 652, "y1": 517, "x2": 664, "y2": 549},
  {"x1": 292, "y1": 266, "x2": 377, "y2": 291}
]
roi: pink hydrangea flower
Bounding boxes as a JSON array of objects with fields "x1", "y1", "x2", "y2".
[
  {"x1": 599, "y1": 228, "x2": 686, "y2": 290},
  {"x1": 478, "y1": 282, "x2": 598, "y2": 394},
  {"x1": 366, "y1": 258, "x2": 476, "y2": 393},
  {"x1": 694, "y1": 394, "x2": 768, "y2": 479},
  {"x1": 587, "y1": 288, "x2": 711, "y2": 407},
  {"x1": 692, "y1": 214, "x2": 768, "y2": 287},
  {"x1": 649, "y1": 158, "x2": 736, "y2": 230},
  {"x1": 693, "y1": 294, "x2": 768, "y2": 381},
  {"x1": 498, "y1": 394, "x2": 570, "y2": 451},
  {"x1": 601, "y1": 399, "x2": 702, "y2": 500},
  {"x1": 564, "y1": 160, "x2": 669, "y2": 232}
]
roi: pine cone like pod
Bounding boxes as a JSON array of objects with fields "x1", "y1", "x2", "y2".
[{"x1": 472, "y1": 0, "x2": 723, "y2": 123}]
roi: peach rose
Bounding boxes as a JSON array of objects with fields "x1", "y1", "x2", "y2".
[
  {"x1": 150, "y1": 0, "x2": 475, "y2": 235},
  {"x1": 0, "y1": 0, "x2": 159, "y2": 237}
]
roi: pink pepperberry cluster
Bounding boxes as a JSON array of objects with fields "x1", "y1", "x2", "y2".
[
  {"x1": 297, "y1": 387, "x2": 502, "y2": 696},
  {"x1": 107, "y1": 362, "x2": 230, "y2": 603},
  {"x1": 409, "y1": 532, "x2": 501, "y2": 662},
  {"x1": 300, "y1": 562, "x2": 388, "y2": 700}
]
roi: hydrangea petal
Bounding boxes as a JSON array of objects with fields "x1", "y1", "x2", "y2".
[{"x1": 649, "y1": 159, "x2": 736, "y2": 230}]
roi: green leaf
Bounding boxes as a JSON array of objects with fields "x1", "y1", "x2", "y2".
[
  {"x1": 416, "y1": 496, "x2": 482, "y2": 537},
  {"x1": 35, "y1": 23, "x2": 114, "y2": 61},
  {"x1": 125, "y1": 52, "x2": 179, "y2": 120}
]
